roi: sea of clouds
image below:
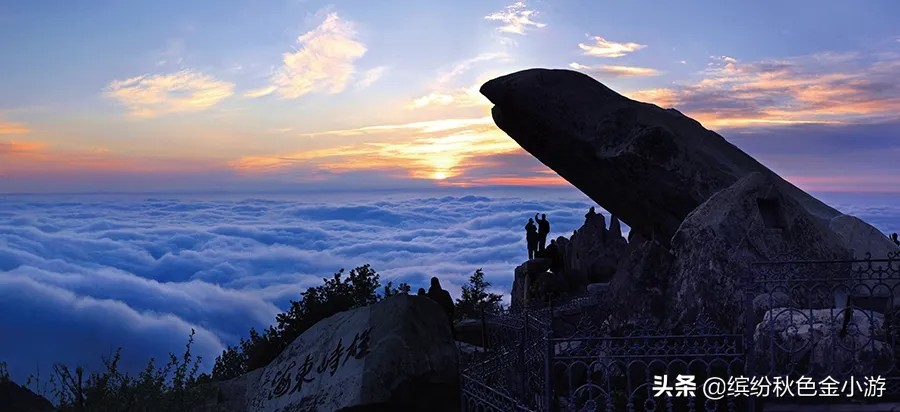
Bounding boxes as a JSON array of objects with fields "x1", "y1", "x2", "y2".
[
  {"x1": 1, "y1": 188, "x2": 898, "y2": 388},
  {"x1": 0, "y1": 188, "x2": 605, "y2": 384}
]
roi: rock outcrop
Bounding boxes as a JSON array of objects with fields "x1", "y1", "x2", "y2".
[
  {"x1": 479, "y1": 68, "x2": 885, "y2": 256},
  {"x1": 830, "y1": 214, "x2": 900, "y2": 259},
  {"x1": 560, "y1": 213, "x2": 627, "y2": 287},
  {"x1": 669, "y1": 172, "x2": 852, "y2": 330},
  {"x1": 204, "y1": 295, "x2": 459, "y2": 412},
  {"x1": 0, "y1": 379, "x2": 54, "y2": 412},
  {"x1": 511, "y1": 212, "x2": 629, "y2": 308}
]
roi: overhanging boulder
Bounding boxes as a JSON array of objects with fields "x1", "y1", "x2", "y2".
[{"x1": 479, "y1": 68, "x2": 887, "y2": 255}]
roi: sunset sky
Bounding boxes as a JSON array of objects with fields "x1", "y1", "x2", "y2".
[{"x1": 2, "y1": 0, "x2": 900, "y2": 194}]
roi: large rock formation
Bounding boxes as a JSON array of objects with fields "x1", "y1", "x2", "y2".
[
  {"x1": 203, "y1": 295, "x2": 459, "y2": 412},
  {"x1": 668, "y1": 172, "x2": 852, "y2": 329},
  {"x1": 479, "y1": 68, "x2": 885, "y2": 254}
]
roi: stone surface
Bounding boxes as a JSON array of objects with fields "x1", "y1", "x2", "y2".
[
  {"x1": 479, "y1": 68, "x2": 887, "y2": 254},
  {"x1": 0, "y1": 379, "x2": 54, "y2": 412},
  {"x1": 586, "y1": 282, "x2": 609, "y2": 295},
  {"x1": 511, "y1": 258, "x2": 552, "y2": 308},
  {"x1": 606, "y1": 239, "x2": 675, "y2": 323},
  {"x1": 563, "y1": 213, "x2": 627, "y2": 287},
  {"x1": 454, "y1": 318, "x2": 483, "y2": 347},
  {"x1": 208, "y1": 295, "x2": 459, "y2": 412},
  {"x1": 669, "y1": 172, "x2": 852, "y2": 330},
  {"x1": 830, "y1": 214, "x2": 900, "y2": 259},
  {"x1": 753, "y1": 307, "x2": 891, "y2": 377}
]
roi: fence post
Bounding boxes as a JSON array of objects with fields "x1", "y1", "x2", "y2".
[
  {"x1": 520, "y1": 309, "x2": 528, "y2": 400},
  {"x1": 743, "y1": 270, "x2": 757, "y2": 412},
  {"x1": 544, "y1": 298, "x2": 554, "y2": 412}
]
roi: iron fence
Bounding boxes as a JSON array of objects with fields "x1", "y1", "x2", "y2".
[
  {"x1": 746, "y1": 250, "x2": 900, "y2": 402},
  {"x1": 461, "y1": 249, "x2": 900, "y2": 411}
]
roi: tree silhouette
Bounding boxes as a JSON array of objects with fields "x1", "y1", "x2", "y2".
[{"x1": 455, "y1": 268, "x2": 504, "y2": 320}]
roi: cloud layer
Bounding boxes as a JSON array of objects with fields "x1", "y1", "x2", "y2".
[{"x1": 0, "y1": 190, "x2": 603, "y2": 385}]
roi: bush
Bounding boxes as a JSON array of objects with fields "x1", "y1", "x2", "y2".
[{"x1": 25, "y1": 329, "x2": 209, "y2": 412}]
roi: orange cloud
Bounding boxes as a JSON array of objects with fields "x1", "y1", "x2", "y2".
[
  {"x1": 447, "y1": 175, "x2": 568, "y2": 187},
  {"x1": 0, "y1": 121, "x2": 30, "y2": 135},
  {"x1": 1, "y1": 139, "x2": 225, "y2": 177},
  {"x1": 569, "y1": 63, "x2": 661, "y2": 78},
  {"x1": 624, "y1": 53, "x2": 900, "y2": 128},
  {"x1": 105, "y1": 70, "x2": 235, "y2": 118},
  {"x1": 0, "y1": 140, "x2": 45, "y2": 156}
]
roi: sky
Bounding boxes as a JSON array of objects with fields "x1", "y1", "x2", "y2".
[{"x1": 1, "y1": 0, "x2": 900, "y2": 194}]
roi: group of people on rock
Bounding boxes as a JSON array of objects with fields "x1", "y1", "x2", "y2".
[
  {"x1": 524, "y1": 213, "x2": 564, "y2": 273},
  {"x1": 525, "y1": 213, "x2": 551, "y2": 260}
]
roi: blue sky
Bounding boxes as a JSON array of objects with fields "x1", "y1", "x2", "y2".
[{"x1": 2, "y1": 0, "x2": 899, "y2": 193}]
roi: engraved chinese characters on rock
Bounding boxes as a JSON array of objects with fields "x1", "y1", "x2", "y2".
[
  {"x1": 268, "y1": 360, "x2": 296, "y2": 400},
  {"x1": 266, "y1": 327, "x2": 373, "y2": 401}
]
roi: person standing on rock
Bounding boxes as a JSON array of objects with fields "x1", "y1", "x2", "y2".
[
  {"x1": 427, "y1": 277, "x2": 456, "y2": 339},
  {"x1": 892, "y1": 233, "x2": 899, "y2": 247},
  {"x1": 536, "y1": 213, "x2": 551, "y2": 252},
  {"x1": 546, "y1": 239, "x2": 561, "y2": 274},
  {"x1": 525, "y1": 218, "x2": 538, "y2": 259}
]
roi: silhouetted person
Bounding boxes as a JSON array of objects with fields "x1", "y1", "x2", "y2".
[
  {"x1": 892, "y1": 233, "x2": 899, "y2": 247},
  {"x1": 546, "y1": 239, "x2": 562, "y2": 274},
  {"x1": 536, "y1": 213, "x2": 550, "y2": 252},
  {"x1": 427, "y1": 277, "x2": 456, "y2": 339},
  {"x1": 525, "y1": 218, "x2": 538, "y2": 259},
  {"x1": 585, "y1": 206, "x2": 596, "y2": 220},
  {"x1": 417, "y1": 288, "x2": 426, "y2": 296}
]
